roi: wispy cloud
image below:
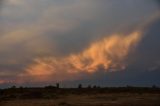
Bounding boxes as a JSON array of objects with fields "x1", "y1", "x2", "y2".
[{"x1": 19, "y1": 31, "x2": 141, "y2": 82}]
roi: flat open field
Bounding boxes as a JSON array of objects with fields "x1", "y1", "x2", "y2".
[
  {"x1": 0, "y1": 93, "x2": 160, "y2": 106},
  {"x1": 0, "y1": 88, "x2": 160, "y2": 106}
]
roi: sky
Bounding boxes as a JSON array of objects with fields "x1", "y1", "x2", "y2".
[{"x1": 0, "y1": 0, "x2": 160, "y2": 87}]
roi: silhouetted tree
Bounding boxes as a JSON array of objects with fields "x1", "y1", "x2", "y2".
[
  {"x1": 19, "y1": 86, "x2": 24, "y2": 89},
  {"x1": 152, "y1": 85, "x2": 158, "y2": 89},
  {"x1": 56, "y1": 83, "x2": 60, "y2": 88},
  {"x1": 126, "y1": 85, "x2": 132, "y2": 88},
  {"x1": 97, "y1": 86, "x2": 101, "y2": 89},
  {"x1": 78, "y1": 84, "x2": 82, "y2": 89},
  {"x1": 11, "y1": 85, "x2": 16, "y2": 89},
  {"x1": 87, "y1": 85, "x2": 91, "y2": 89},
  {"x1": 93, "y1": 85, "x2": 97, "y2": 89},
  {"x1": 19, "y1": 86, "x2": 24, "y2": 92},
  {"x1": 45, "y1": 85, "x2": 56, "y2": 89}
]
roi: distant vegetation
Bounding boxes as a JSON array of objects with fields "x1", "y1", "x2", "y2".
[{"x1": 0, "y1": 84, "x2": 160, "y2": 100}]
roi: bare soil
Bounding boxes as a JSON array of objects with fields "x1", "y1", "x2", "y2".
[{"x1": 0, "y1": 93, "x2": 160, "y2": 106}]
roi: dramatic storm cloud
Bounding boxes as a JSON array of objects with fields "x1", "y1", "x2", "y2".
[{"x1": 0, "y1": 0, "x2": 160, "y2": 86}]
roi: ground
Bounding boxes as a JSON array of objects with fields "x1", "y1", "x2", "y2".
[{"x1": 0, "y1": 93, "x2": 160, "y2": 106}]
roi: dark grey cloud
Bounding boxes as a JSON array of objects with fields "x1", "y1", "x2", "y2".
[
  {"x1": 48, "y1": 0, "x2": 159, "y2": 56},
  {"x1": 156, "y1": 0, "x2": 160, "y2": 5},
  {"x1": 0, "y1": 0, "x2": 3, "y2": 8},
  {"x1": 127, "y1": 16, "x2": 160, "y2": 71}
]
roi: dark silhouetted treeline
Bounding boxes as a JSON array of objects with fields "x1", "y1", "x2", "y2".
[{"x1": 0, "y1": 84, "x2": 160, "y2": 100}]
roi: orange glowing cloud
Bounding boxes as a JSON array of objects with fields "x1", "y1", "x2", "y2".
[
  {"x1": 22, "y1": 31, "x2": 142, "y2": 81},
  {"x1": 0, "y1": 80, "x2": 6, "y2": 84}
]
